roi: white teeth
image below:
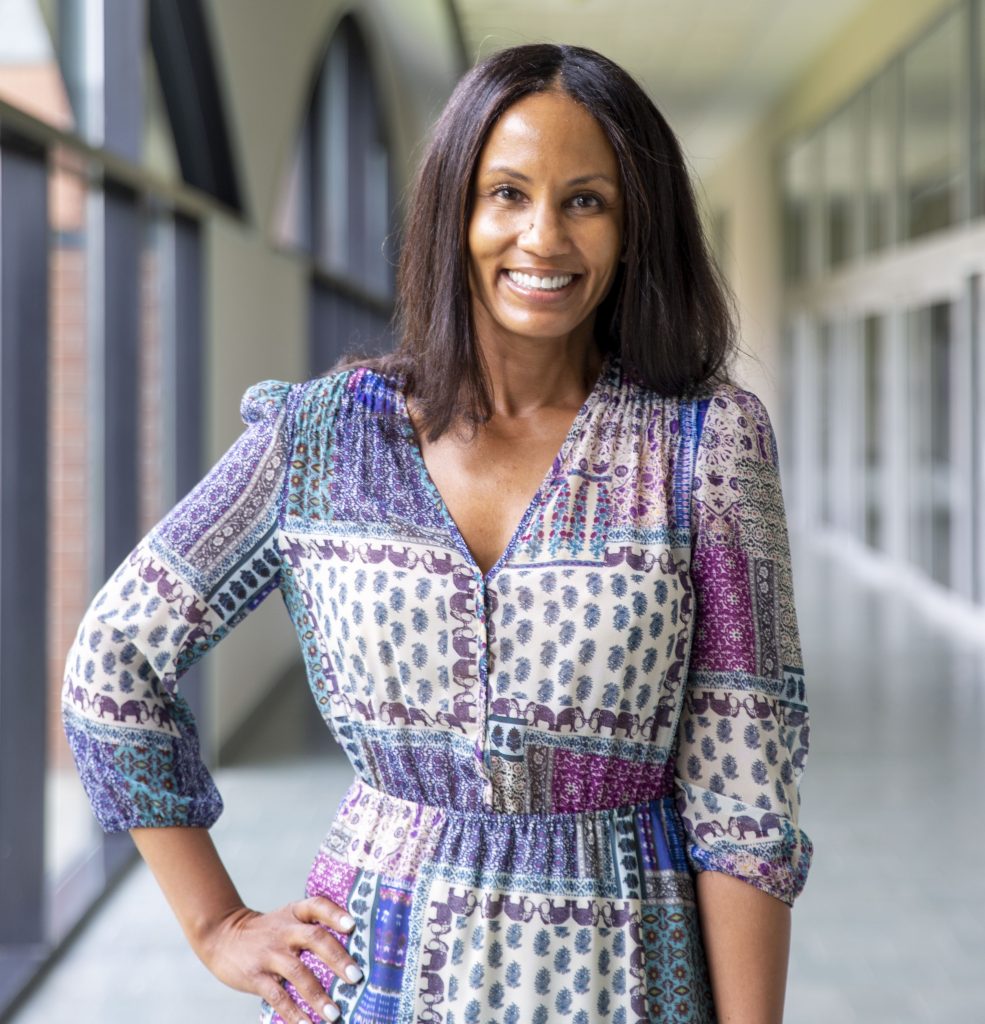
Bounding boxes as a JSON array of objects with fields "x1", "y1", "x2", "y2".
[{"x1": 506, "y1": 271, "x2": 574, "y2": 291}]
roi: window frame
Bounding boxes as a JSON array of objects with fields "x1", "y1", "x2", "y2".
[{"x1": 0, "y1": 1, "x2": 228, "y2": 1014}]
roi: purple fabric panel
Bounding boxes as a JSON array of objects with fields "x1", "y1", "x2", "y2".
[{"x1": 687, "y1": 545, "x2": 756, "y2": 674}]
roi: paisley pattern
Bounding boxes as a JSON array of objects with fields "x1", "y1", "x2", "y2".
[{"x1": 62, "y1": 353, "x2": 812, "y2": 1023}]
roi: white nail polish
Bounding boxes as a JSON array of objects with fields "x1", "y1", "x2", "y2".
[
  {"x1": 344, "y1": 963, "x2": 363, "y2": 984},
  {"x1": 338, "y1": 913, "x2": 355, "y2": 931},
  {"x1": 323, "y1": 1004, "x2": 341, "y2": 1022}
]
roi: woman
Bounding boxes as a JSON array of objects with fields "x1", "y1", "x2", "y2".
[{"x1": 62, "y1": 43, "x2": 811, "y2": 1024}]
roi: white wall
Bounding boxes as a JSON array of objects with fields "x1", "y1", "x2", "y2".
[{"x1": 197, "y1": 0, "x2": 462, "y2": 751}]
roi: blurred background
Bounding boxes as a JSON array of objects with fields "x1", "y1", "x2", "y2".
[{"x1": 0, "y1": 0, "x2": 983, "y2": 1021}]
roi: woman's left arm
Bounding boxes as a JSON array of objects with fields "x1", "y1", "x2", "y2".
[
  {"x1": 695, "y1": 871, "x2": 790, "y2": 1023},
  {"x1": 673, "y1": 385, "x2": 813, "y2": 1021}
]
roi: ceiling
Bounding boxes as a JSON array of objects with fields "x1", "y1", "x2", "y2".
[{"x1": 451, "y1": 0, "x2": 871, "y2": 175}]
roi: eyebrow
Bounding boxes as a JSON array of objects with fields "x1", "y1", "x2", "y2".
[{"x1": 483, "y1": 165, "x2": 618, "y2": 188}]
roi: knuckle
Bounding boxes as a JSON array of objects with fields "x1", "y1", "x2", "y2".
[
  {"x1": 332, "y1": 949, "x2": 355, "y2": 978},
  {"x1": 312, "y1": 930, "x2": 342, "y2": 957},
  {"x1": 308, "y1": 921, "x2": 335, "y2": 943},
  {"x1": 283, "y1": 958, "x2": 307, "y2": 984},
  {"x1": 306, "y1": 895, "x2": 334, "y2": 917},
  {"x1": 260, "y1": 977, "x2": 286, "y2": 1004}
]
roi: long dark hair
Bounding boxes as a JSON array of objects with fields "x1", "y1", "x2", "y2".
[{"x1": 336, "y1": 43, "x2": 739, "y2": 441}]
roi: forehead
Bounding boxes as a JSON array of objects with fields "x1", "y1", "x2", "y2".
[{"x1": 477, "y1": 91, "x2": 617, "y2": 173}]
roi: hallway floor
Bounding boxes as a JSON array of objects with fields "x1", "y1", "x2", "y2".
[{"x1": 8, "y1": 534, "x2": 985, "y2": 1023}]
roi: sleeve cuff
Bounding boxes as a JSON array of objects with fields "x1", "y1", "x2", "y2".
[
  {"x1": 63, "y1": 702, "x2": 223, "y2": 833},
  {"x1": 685, "y1": 820, "x2": 813, "y2": 906}
]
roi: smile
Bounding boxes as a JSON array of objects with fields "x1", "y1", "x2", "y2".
[{"x1": 505, "y1": 270, "x2": 575, "y2": 291}]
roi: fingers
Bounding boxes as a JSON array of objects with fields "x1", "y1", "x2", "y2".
[
  {"x1": 267, "y1": 952, "x2": 343, "y2": 1024},
  {"x1": 292, "y1": 896, "x2": 356, "y2": 935},
  {"x1": 291, "y1": 898, "x2": 362, "y2": 982},
  {"x1": 258, "y1": 970, "x2": 322, "y2": 1024},
  {"x1": 276, "y1": 898, "x2": 361, "y2": 1022}
]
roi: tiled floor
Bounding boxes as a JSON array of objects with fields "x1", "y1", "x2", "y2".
[{"x1": 7, "y1": 533, "x2": 985, "y2": 1022}]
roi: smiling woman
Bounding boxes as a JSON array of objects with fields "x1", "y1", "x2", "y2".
[
  {"x1": 62, "y1": 41, "x2": 811, "y2": 1024},
  {"x1": 352, "y1": 42, "x2": 740, "y2": 444}
]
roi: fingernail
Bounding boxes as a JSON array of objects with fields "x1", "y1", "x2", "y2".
[
  {"x1": 344, "y1": 963, "x2": 363, "y2": 984},
  {"x1": 323, "y1": 1005, "x2": 341, "y2": 1022},
  {"x1": 338, "y1": 913, "x2": 355, "y2": 931}
]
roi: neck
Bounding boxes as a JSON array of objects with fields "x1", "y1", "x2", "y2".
[{"x1": 475, "y1": 334, "x2": 604, "y2": 418}]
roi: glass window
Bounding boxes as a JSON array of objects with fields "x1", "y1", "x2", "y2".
[
  {"x1": 817, "y1": 319, "x2": 835, "y2": 525},
  {"x1": 823, "y1": 97, "x2": 862, "y2": 269},
  {"x1": 318, "y1": 18, "x2": 393, "y2": 294},
  {"x1": 274, "y1": 16, "x2": 393, "y2": 300},
  {"x1": 862, "y1": 314, "x2": 886, "y2": 551},
  {"x1": 970, "y1": 274, "x2": 978, "y2": 606},
  {"x1": 275, "y1": 127, "x2": 313, "y2": 254},
  {"x1": 781, "y1": 136, "x2": 817, "y2": 285},
  {"x1": 138, "y1": 215, "x2": 170, "y2": 534},
  {"x1": 142, "y1": 44, "x2": 183, "y2": 186},
  {"x1": 979, "y1": 0, "x2": 985, "y2": 219},
  {"x1": 0, "y1": 0, "x2": 76, "y2": 131},
  {"x1": 906, "y1": 300, "x2": 954, "y2": 587},
  {"x1": 863, "y1": 69, "x2": 896, "y2": 254},
  {"x1": 900, "y1": 6, "x2": 968, "y2": 240},
  {"x1": 779, "y1": 319, "x2": 800, "y2": 517}
]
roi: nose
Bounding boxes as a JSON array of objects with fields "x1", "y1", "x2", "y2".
[{"x1": 517, "y1": 200, "x2": 570, "y2": 257}]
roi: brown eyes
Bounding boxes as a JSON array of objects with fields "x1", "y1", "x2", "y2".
[{"x1": 485, "y1": 186, "x2": 607, "y2": 209}]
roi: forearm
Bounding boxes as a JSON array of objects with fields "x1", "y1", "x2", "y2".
[
  {"x1": 696, "y1": 870, "x2": 791, "y2": 1024},
  {"x1": 130, "y1": 826, "x2": 246, "y2": 957}
]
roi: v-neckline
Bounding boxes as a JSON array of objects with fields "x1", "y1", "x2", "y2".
[{"x1": 395, "y1": 353, "x2": 614, "y2": 585}]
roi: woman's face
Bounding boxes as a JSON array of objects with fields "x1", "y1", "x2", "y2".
[{"x1": 467, "y1": 89, "x2": 624, "y2": 355}]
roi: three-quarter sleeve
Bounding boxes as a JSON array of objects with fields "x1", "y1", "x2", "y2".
[
  {"x1": 673, "y1": 384, "x2": 812, "y2": 906},
  {"x1": 61, "y1": 379, "x2": 296, "y2": 832}
]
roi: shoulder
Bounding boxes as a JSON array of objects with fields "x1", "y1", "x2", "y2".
[
  {"x1": 612, "y1": 367, "x2": 775, "y2": 453},
  {"x1": 692, "y1": 380, "x2": 779, "y2": 467},
  {"x1": 696, "y1": 379, "x2": 773, "y2": 419},
  {"x1": 239, "y1": 367, "x2": 382, "y2": 429},
  {"x1": 239, "y1": 379, "x2": 296, "y2": 425}
]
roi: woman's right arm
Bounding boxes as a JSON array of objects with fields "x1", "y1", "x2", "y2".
[
  {"x1": 130, "y1": 826, "x2": 359, "y2": 1024},
  {"x1": 61, "y1": 375, "x2": 361, "y2": 1022}
]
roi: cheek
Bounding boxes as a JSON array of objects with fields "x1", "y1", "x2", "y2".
[
  {"x1": 469, "y1": 207, "x2": 523, "y2": 262},
  {"x1": 590, "y1": 226, "x2": 623, "y2": 288},
  {"x1": 467, "y1": 211, "x2": 498, "y2": 262}
]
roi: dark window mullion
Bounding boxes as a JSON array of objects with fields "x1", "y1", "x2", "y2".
[
  {"x1": 103, "y1": 0, "x2": 147, "y2": 163},
  {"x1": 0, "y1": 137, "x2": 50, "y2": 952},
  {"x1": 100, "y1": 181, "x2": 142, "y2": 576}
]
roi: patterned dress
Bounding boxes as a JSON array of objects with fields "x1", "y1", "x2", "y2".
[{"x1": 62, "y1": 353, "x2": 812, "y2": 1024}]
